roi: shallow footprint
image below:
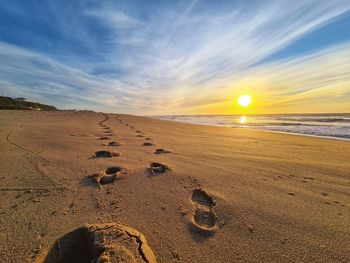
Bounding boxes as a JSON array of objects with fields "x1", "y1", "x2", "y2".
[
  {"x1": 106, "y1": 141, "x2": 121, "y2": 146},
  {"x1": 154, "y1": 148, "x2": 171, "y2": 154},
  {"x1": 94, "y1": 150, "x2": 120, "y2": 158},
  {"x1": 89, "y1": 166, "x2": 124, "y2": 184},
  {"x1": 148, "y1": 162, "x2": 171, "y2": 175},
  {"x1": 191, "y1": 189, "x2": 215, "y2": 207},
  {"x1": 192, "y1": 208, "x2": 217, "y2": 231},
  {"x1": 36, "y1": 223, "x2": 157, "y2": 263},
  {"x1": 189, "y1": 189, "x2": 218, "y2": 235}
]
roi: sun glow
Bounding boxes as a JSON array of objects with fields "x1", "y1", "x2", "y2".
[{"x1": 238, "y1": 95, "x2": 252, "y2": 107}]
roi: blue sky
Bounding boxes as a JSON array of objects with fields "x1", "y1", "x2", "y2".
[{"x1": 0, "y1": 0, "x2": 350, "y2": 114}]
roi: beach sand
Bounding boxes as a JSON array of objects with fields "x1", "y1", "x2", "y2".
[{"x1": 0, "y1": 110, "x2": 349, "y2": 262}]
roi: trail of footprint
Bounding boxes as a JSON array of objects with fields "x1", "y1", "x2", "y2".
[
  {"x1": 35, "y1": 223, "x2": 157, "y2": 263},
  {"x1": 189, "y1": 189, "x2": 218, "y2": 235}
]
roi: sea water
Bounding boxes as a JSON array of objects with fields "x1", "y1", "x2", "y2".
[{"x1": 153, "y1": 114, "x2": 350, "y2": 140}]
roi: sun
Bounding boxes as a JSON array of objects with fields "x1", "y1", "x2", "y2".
[{"x1": 238, "y1": 95, "x2": 252, "y2": 107}]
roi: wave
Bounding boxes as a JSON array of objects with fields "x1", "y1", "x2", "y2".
[
  {"x1": 236, "y1": 122, "x2": 325, "y2": 127},
  {"x1": 275, "y1": 117, "x2": 350, "y2": 123}
]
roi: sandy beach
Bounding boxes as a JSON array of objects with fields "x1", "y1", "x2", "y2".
[{"x1": 0, "y1": 110, "x2": 349, "y2": 262}]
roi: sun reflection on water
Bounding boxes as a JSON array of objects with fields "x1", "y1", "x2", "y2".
[{"x1": 239, "y1": 116, "x2": 247, "y2": 124}]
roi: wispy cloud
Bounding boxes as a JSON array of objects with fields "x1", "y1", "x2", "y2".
[{"x1": 0, "y1": 0, "x2": 349, "y2": 114}]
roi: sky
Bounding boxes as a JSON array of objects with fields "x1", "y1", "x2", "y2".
[{"x1": 0, "y1": 0, "x2": 350, "y2": 115}]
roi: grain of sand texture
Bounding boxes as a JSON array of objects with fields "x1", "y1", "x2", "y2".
[{"x1": 0, "y1": 110, "x2": 349, "y2": 262}]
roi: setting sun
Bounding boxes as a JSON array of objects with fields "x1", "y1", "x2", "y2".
[{"x1": 238, "y1": 95, "x2": 252, "y2": 107}]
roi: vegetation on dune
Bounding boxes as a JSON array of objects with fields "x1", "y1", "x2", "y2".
[{"x1": 0, "y1": 96, "x2": 57, "y2": 111}]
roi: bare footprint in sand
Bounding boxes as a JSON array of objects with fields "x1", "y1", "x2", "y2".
[
  {"x1": 94, "y1": 150, "x2": 120, "y2": 158},
  {"x1": 36, "y1": 223, "x2": 157, "y2": 263},
  {"x1": 89, "y1": 166, "x2": 125, "y2": 184},
  {"x1": 99, "y1": 136, "x2": 110, "y2": 140},
  {"x1": 189, "y1": 189, "x2": 218, "y2": 235},
  {"x1": 143, "y1": 142, "x2": 154, "y2": 146}
]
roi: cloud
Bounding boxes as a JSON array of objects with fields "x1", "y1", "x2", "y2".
[
  {"x1": 0, "y1": 0, "x2": 350, "y2": 114},
  {"x1": 184, "y1": 43, "x2": 350, "y2": 114}
]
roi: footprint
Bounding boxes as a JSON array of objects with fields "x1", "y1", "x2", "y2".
[
  {"x1": 137, "y1": 134, "x2": 144, "y2": 137},
  {"x1": 89, "y1": 166, "x2": 124, "y2": 184},
  {"x1": 143, "y1": 142, "x2": 154, "y2": 146},
  {"x1": 94, "y1": 150, "x2": 120, "y2": 158},
  {"x1": 303, "y1": 176, "x2": 315, "y2": 180},
  {"x1": 154, "y1": 148, "x2": 171, "y2": 154},
  {"x1": 99, "y1": 137, "x2": 110, "y2": 140},
  {"x1": 37, "y1": 223, "x2": 157, "y2": 263},
  {"x1": 148, "y1": 162, "x2": 171, "y2": 175},
  {"x1": 106, "y1": 141, "x2": 121, "y2": 146},
  {"x1": 191, "y1": 189, "x2": 215, "y2": 207},
  {"x1": 101, "y1": 167, "x2": 123, "y2": 184},
  {"x1": 189, "y1": 189, "x2": 218, "y2": 235}
]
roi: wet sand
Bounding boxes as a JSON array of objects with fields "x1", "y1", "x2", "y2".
[{"x1": 0, "y1": 110, "x2": 349, "y2": 262}]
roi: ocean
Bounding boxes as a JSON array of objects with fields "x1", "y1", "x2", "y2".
[{"x1": 153, "y1": 114, "x2": 350, "y2": 140}]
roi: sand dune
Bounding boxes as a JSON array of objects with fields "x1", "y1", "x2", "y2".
[{"x1": 0, "y1": 110, "x2": 349, "y2": 262}]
